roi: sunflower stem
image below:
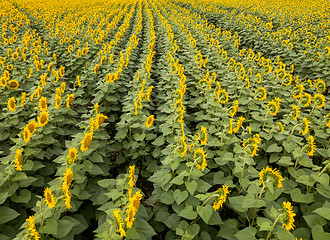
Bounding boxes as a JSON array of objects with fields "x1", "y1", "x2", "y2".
[
  {"x1": 265, "y1": 214, "x2": 283, "y2": 240},
  {"x1": 250, "y1": 184, "x2": 266, "y2": 226},
  {"x1": 287, "y1": 124, "x2": 300, "y2": 142}
]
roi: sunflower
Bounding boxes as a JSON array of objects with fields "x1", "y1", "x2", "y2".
[
  {"x1": 76, "y1": 75, "x2": 81, "y2": 87},
  {"x1": 38, "y1": 111, "x2": 49, "y2": 127},
  {"x1": 217, "y1": 89, "x2": 229, "y2": 104},
  {"x1": 7, "y1": 80, "x2": 19, "y2": 89},
  {"x1": 282, "y1": 202, "x2": 296, "y2": 231},
  {"x1": 12, "y1": 51, "x2": 19, "y2": 60},
  {"x1": 145, "y1": 115, "x2": 155, "y2": 128},
  {"x1": 59, "y1": 66, "x2": 65, "y2": 77},
  {"x1": 113, "y1": 209, "x2": 126, "y2": 237},
  {"x1": 314, "y1": 93, "x2": 326, "y2": 108},
  {"x1": 38, "y1": 97, "x2": 47, "y2": 111},
  {"x1": 300, "y1": 93, "x2": 312, "y2": 107},
  {"x1": 145, "y1": 86, "x2": 154, "y2": 102},
  {"x1": 64, "y1": 189, "x2": 72, "y2": 210},
  {"x1": 93, "y1": 64, "x2": 99, "y2": 74},
  {"x1": 7, "y1": 64, "x2": 13, "y2": 70},
  {"x1": 67, "y1": 148, "x2": 78, "y2": 164},
  {"x1": 255, "y1": 87, "x2": 267, "y2": 101},
  {"x1": 314, "y1": 79, "x2": 326, "y2": 93},
  {"x1": 125, "y1": 202, "x2": 136, "y2": 229},
  {"x1": 178, "y1": 134, "x2": 187, "y2": 157},
  {"x1": 194, "y1": 148, "x2": 207, "y2": 171},
  {"x1": 62, "y1": 168, "x2": 73, "y2": 191},
  {"x1": 292, "y1": 84, "x2": 304, "y2": 99},
  {"x1": 81, "y1": 131, "x2": 93, "y2": 152},
  {"x1": 26, "y1": 215, "x2": 40, "y2": 240},
  {"x1": 291, "y1": 105, "x2": 300, "y2": 120},
  {"x1": 283, "y1": 73, "x2": 292, "y2": 86},
  {"x1": 95, "y1": 113, "x2": 108, "y2": 128},
  {"x1": 325, "y1": 113, "x2": 330, "y2": 128},
  {"x1": 229, "y1": 100, "x2": 239, "y2": 117},
  {"x1": 7, "y1": 97, "x2": 16, "y2": 112},
  {"x1": 100, "y1": 56, "x2": 107, "y2": 64},
  {"x1": 255, "y1": 73, "x2": 261, "y2": 83},
  {"x1": 128, "y1": 165, "x2": 136, "y2": 189},
  {"x1": 275, "y1": 122, "x2": 285, "y2": 133},
  {"x1": 61, "y1": 82, "x2": 66, "y2": 93},
  {"x1": 267, "y1": 99, "x2": 279, "y2": 116},
  {"x1": 0, "y1": 77, "x2": 7, "y2": 87},
  {"x1": 21, "y1": 92, "x2": 26, "y2": 107},
  {"x1": 44, "y1": 187, "x2": 55, "y2": 209},
  {"x1": 199, "y1": 126, "x2": 208, "y2": 145},
  {"x1": 23, "y1": 127, "x2": 31, "y2": 143},
  {"x1": 55, "y1": 95, "x2": 61, "y2": 109},
  {"x1": 221, "y1": 50, "x2": 227, "y2": 61},
  {"x1": 259, "y1": 166, "x2": 284, "y2": 188},
  {"x1": 131, "y1": 190, "x2": 143, "y2": 212},
  {"x1": 227, "y1": 118, "x2": 234, "y2": 134},
  {"x1": 213, "y1": 185, "x2": 230, "y2": 211},
  {"x1": 233, "y1": 116, "x2": 245, "y2": 133},
  {"x1": 66, "y1": 94, "x2": 75, "y2": 108},
  {"x1": 14, "y1": 149, "x2": 23, "y2": 171},
  {"x1": 299, "y1": 118, "x2": 310, "y2": 135},
  {"x1": 306, "y1": 135, "x2": 316, "y2": 156}
]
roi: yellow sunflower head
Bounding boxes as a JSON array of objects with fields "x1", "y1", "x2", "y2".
[
  {"x1": 81, "y1": 131, "x2": 93, "y2": 152},
  {"x1": 194, "y1": 148, "x2": 207, "y2": 171},
  {"x1": 259, "y1": 166, "x2": 284, "y2": 188},
  {"x1": 282, "y1": 202, "x2": 296, "y2": 231},
  {"x1": 255, "y1": 87, "x2": 267, "y2": 101},
  {"x1": 145, "y1": 115, "x2": 155, "y2": 128},
  {"x1": 7, "y1": 97, "x2": 16, "y2": 112},
  {"x1": 7, "y1": 80, "x2": 19, "y2": 89},
  {"x1": 314, "y1": 93, "x2": 325, "y2": 108},
  {"x1": 44, "y1": 187, "x2": 55, "y2": 209},
  {"x1": 38, "y1": 111, "x2": 49, "y2": 127}
]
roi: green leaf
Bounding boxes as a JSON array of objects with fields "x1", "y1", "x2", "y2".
[
  {"x1": 234, "y1": 227, "x2": 257, "y2": 240},
  {"x1": 257, "y1": 217, "x2": 273, "y2": 231},
  {"x1": 303, "y1": 214, "x2": 328, "y2": 228},
  {"x1": 178, "y1": 206, "x2": 197, "y2": 220},
  {"x1": 312, "y1": 225, "x2": 330, "y2": 240},
  {"x1": 173, "y1": 189, "x2": 188, "y2": 205},
  {"x1": 313, "y1": 207, "x2": 330, "y2": 220},
  {"x1": 196, "y1": 205, "x2": 213, "y2": 224},
  {"x1": 40, "y1": 218, "x2": 58, "y2": 236},
  {"x1": 56, "y1": 219, "x2": 76, "y2": 238},
  {"x1": 152, "y1": 136, "x2": 165, "y2": 146},
  {"x1": 185, "y1": 180, "x2": 197, "y2": 195},
  {"x1": 290, "y1": 188, "x2": 314, "y2": 204},
  {"x1": 266, "y1": 143, "x2": 282, "y2": 153},
  {"x1": 10, "y1": 189, "x2": 31, "y2": 203},
  {"x1": 0, "y1": 206, "x2": 20, "y2": 224},
  {"x1": 133, "y1": 218, "x2": 156, "y2": 238}
]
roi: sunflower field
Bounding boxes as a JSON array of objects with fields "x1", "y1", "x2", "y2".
[{"x1": 0, "y1": 0, "x2": 329, "y2": 239}]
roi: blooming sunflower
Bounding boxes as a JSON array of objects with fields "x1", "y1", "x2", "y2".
[
  {"x1": 299, "y1": 118, "x2": 310, "y2": 135},
  {"x1": 7, "y1": 80, "x2": 19, "y2": 89},
  {"x1": 227, "y1": 118, "x2": 234, "y2": 134},
  {"x1": 44, "y1": 187, "x2": 55, "y2": 209},
  {"x1": 38, "y1": 111, "x2": 49, "y2": 127},
  {"x1": 282, "y1": 202, "x2": 296, "y2": 231},
  {"x1": 38, "y1": 97, "x2": 47, "y2": 111},
  {"x1": 95, "y1": 113, "x2": 108, "y2": 128},
  {"x1": 93, "y1": 64, "x2": 99, "y2": 74},
  {"x1": 255, "y1": 87, "x2": 267, "y2": 101},
  {"x1": 64, "y1": 189, "x2": 72, "y2": 210},
  {"x1": 59, "y1": 66, "x2": 65, "y2": 77},
  {"x1": 26, "y1": 120, "x2": 37, "y2": 134},
  {"x1": 325, "y1": 113, "x2": 330, "y2": 128},
  {"x1": 198, "y1": 126, "x2": 208, "y2": 145},
  {"x1": 306, "y1": 136, "x2": 316, "y2": 156},
  {"x1": 213, "y1": 185, "x2": 230, "y2": 211},
  {"x1": 125, "y1": 202, "x2": 136, "y2": 229},
  {"x1": 131, "y1": 190, "x2": 143, "y2": 212},
  {"x1": 26, "y1": 215, "x2": 40, "y2": 240},
  {"x1": 113, "y1": 209, "x2": 126, "y2": 237},
  {"x1": 194, "y1": 148, "x2": 207, "y2": 171},
  {"x1": 21, "y1": 92, "x2": 27, "y2": 107},
  {"x1": 14, "y1": 149, "x2": 23, "y2": 171},
  {"x1": 259, "y1": 166, "x2": 284, "y2": 188},
  {"x1": 67, "y1": 148, "x2": 78, "y2": 164},
  {"x1": 283, "y1": 73, "x2": 292, "y2": 86},
  {"x1": 81, "y1": 131, "x2": 93, "y2": 152},
  {"x1": 229, "y1": 100, "x2": 239, "y2": 117},
  {"x1": 314, "y1": 93, "x2": 326, "y2": 108},
  {"x1": 292, "y1": 84, "x2": 305, "y2": 99},
  {"x1": 23, "y1": 127, "x2": 31, "y2": 143},
  {"x1": 145, "y1": 115, "x2": 155, "y2": 128},
  {"x1": 178, "y1": 134, "x2": 187, "y2": 157},
  {"x1": 145, "y1": 86, "x2": 154, "y2": 102},
  {"x1": 300, "y1": 93, "x2": 312, "y2": 107},
  {"x1": 0, "y1": 76, "x2": 7, "y2": 87},
  {"x1": 7, "y1": 97, "x2": 16, "y2": 112},
  {"x1": 314, "y1": 79, "x2": 326, "y2": 93}
]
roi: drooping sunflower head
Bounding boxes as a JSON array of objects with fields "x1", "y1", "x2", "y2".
[
  {"x1": 14, "y1": 149, "x2": 23, "y2": 171},
  {"x1": 300, "y1": 93, "x2": 312, "y2": 107},
  {"x1": 276, "y1": 68, "x2": 286, "y2": 79},
  {"x1": 125, "y1": 202, "x2": 136, "y2": 229},
  {"x1": 314, "y1": 93, "x2": 326, "y2": 108},
  {"x1": 275, "y1": 122, "x2": 285, "y2": 133},
  {"x1": 292, "y1": 84, "x2": 305, "y2": 99},
  {"x1": 306, "y1": 135, "x2": 316, "y2": 156},
  {"x1": 282, "y1": 201, "x2": 296, "y2": 231},
  {"x1": 131, "y1": 190, "x2": 143, "y2": 212},
  {"x1": 194, "y1": 148, "x2": 207, "y2": 171},
  {"x1": 229, "y1": 100, "x2": 239, "y2": 117},
  {"x1": 255, "y1": 87, "x2": 267, "y2": 101},
  {"x1": 213, "y1": 185, "x2": 230, "y2": 211},
  {"x1": 314, "y1": 78, "x2": 326, "y2": 93},
  {"x1": 199, "y1": 126, "x2": 208, "y2": 146},
  {"x1": 38, "y1": 111, "x2": 49, "y2": 127},
  {"x1": 259, "y1": 166, "x2": 284, "y2": 188},
  {"x1": 7, "y1": 80, "x2": 19, "y2": 89},
  {"x1": 299, "y1": 118, "x2": 310, "y2": 135},
  {"x1": 267, "y1": 99, "x2": 279, "y2": 116},
  {"x1": 291, "y1": 105, "x2": 300, "y2": 120},
  {"x1": 283, "y1": 73, "x2": 292, "y2": 86},
  {"x1": 96, "y1": 113, "x2": 108, "y2": 127},
  {"x1": 67, "y1": 148, "x2": 78, "y2": 164}
]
